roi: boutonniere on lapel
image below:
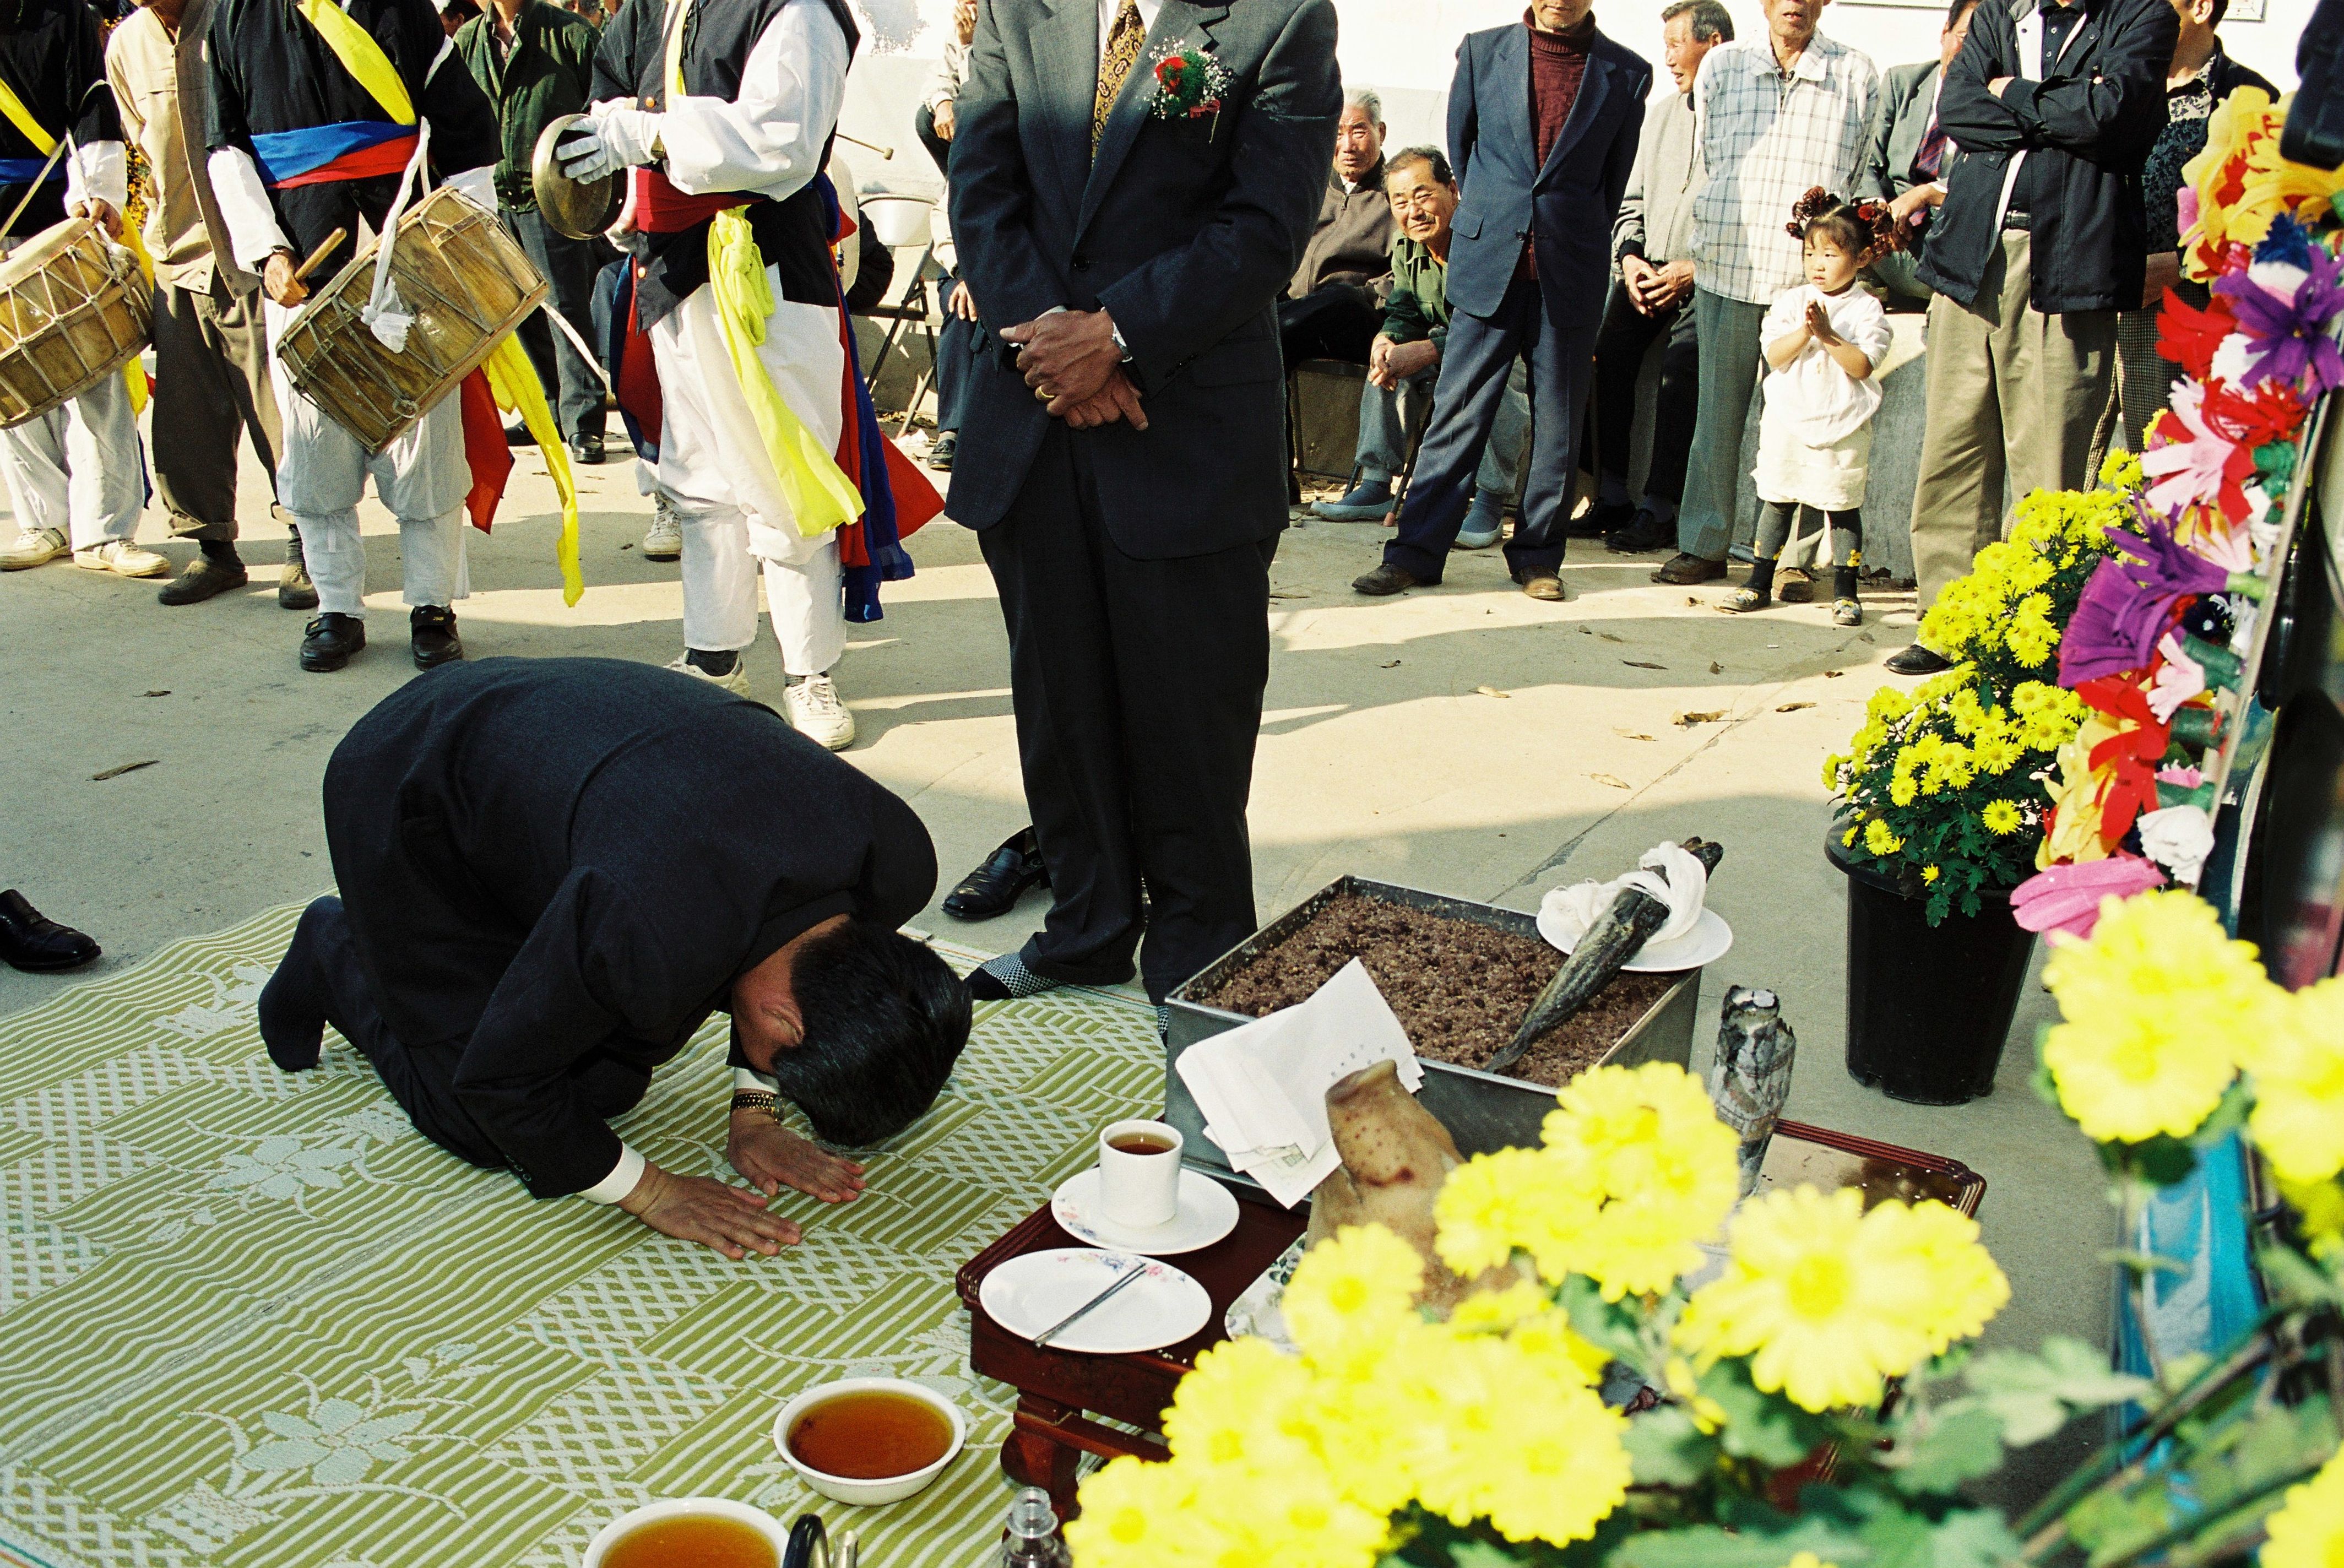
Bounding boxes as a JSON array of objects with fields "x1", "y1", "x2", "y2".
[{"x1": 1145, "y1": 40, "x2": 1234, "y2": 139}]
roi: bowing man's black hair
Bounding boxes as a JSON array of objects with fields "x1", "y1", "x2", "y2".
[{"x1": 766, "y1": 920, "x2": 972, "y2": 1147}]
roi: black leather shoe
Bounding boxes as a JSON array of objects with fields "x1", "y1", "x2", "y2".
[
  {"x1": 0, "y1": 889, "x2": 100, "y2": 973},
  {"x1": 1574, "y1": 500, "x2": 1632, "y2": 539},
  {"x1": 300, "y1": 612, "x2": 366, "y2": 672},
  {"x1": 1352, "y1": 562, "x2": 1429, "y2": 596},
  {"x1": 1652, "y1": 551, "x2": 1728, "y2": 585},
  {"x1": 1606, "y1": 511, "x2": 1674, "y2": 553},
  {"x1": 157, "y1": 556, "x2": 248, "y2": 605},
  {"x1": 926, "y1": 431, "x2": 958, "y2": 471},
  {"x1": 569, "y1": 432, "x2": 606, "y2": 465},
  {"x1": 1886, "y1": 643, "x2": 1955, "y2": 675},
  {"x1": 942, "y1": 829, "x2": 1049, "y2": 920},
  {"x1": 504, "y1": 421, "x2": 536, "y2": 447},
  {"x1": 411, "y1": 605, "x2": 464, "y2": 669}
]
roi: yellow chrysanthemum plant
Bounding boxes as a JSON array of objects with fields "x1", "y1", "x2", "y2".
[
  {"x1": 1066, "y1": 1063, "x2": 2159, "y2": 1568},
  {"x1": 1824, "y1": 668, "x2": 2086, "y2": 924}
]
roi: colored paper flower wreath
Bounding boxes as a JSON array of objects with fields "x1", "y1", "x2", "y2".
[
  {"x1": 2058, "y1": 512, "x2": 2231, "y2": 686},
  {"x1": 2155, "y1": 289, "x2": 2239, "y2": 380},
  {"x1": 2213, "y1": 240, "x2": 2344, "y2": 395},
  {"x1": 2140, "y1": 382, "x2": 2259, "y2": 521}
]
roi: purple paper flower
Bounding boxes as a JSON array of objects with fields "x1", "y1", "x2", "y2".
[
  {"x1": 2213, "y1": 241, "x2": 2344, "y2": 394},
  {"x1": 2058, "y1": 511, "x2": 2233, "y2": 686}
]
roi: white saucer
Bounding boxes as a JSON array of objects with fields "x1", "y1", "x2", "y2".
[
  {"x1": 979, "y1": 1247, "x2": 1212, "y2": 1354},
  {"x1": 1536, "y1": 905, "x2": 1733, "y2": 971},
  {"x1": 1051, "y1": 1167, "x2": 1241, "y2": 1256}
]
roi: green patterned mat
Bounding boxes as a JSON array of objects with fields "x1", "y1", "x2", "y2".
[{"x1": 0, "y1": 904, "x2": 1164, "y2": 1567}]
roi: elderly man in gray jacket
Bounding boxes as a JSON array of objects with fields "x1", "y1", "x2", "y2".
[{"x1": 1594, "y1": 0, "x2": 1728, "y2": 554}]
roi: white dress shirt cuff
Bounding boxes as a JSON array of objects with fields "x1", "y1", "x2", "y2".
[
  {"x1": 734, "y1": 1066, "x2": 781, "y2": 1093},
  {"x1": 577, "y1": 1143, "x2": 647, "y2": 1203},
  {"x1": 207, "y1": 147, "x2": 294, "y2": 273}
]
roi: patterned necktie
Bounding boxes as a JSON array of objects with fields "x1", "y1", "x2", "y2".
[
  {"x1": 1913, "y1": 110, "x2": 1947, "y2": 181},
  {"x1": 1093, "y1": 0, "x2": 1145, "y2": 156}
]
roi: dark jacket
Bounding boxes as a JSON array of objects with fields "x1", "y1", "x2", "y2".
[
  {"x1": 0, "y1": 0, "x2": 123, "y2": 241},
  {"x1": 947, "y1": 0, "x2": 1342, "y2": 555},
  {"x1": 321, "y1": 658, "x2": 936, "y2": 1200},
  {"x1": 1442, "y1": 19, "x2": 1651, "y2": 323},
  {"x1": 1288, "y1": 159, "x2": 1395, "y2": 297},
  {"x1": 454, "y1": 0, "x2": 600, "y2": 210},
  {"x1": 1860, "y1": 59, "x2": 1943, "y2": 302},
  {"x1": 1916, "y1": 0, "x2": 2178, "y2": 314}
]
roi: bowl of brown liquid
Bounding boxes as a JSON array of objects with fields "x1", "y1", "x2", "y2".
[
  {"x1": 772, "y1": 1377, "x2": 966, "y2": 1505},
  {"x1": 582, "y1": 1498, "x2": 790, "y2": 1568}
]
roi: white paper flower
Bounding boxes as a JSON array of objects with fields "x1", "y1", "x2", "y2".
[{"x1": 2138, "y1": 804, "x2": 2216, "y2": 883}]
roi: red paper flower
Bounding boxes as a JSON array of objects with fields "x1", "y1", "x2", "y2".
[
  {"x1": 2077, "y1": 675, "x2": 2173, "y2": 848},
  {"x1": 2200, "y1": 376, "x2": 2308, "y2": 449},
  {"x1": 2155, "y1": 289, "x2": 2238, "y2": 380}
]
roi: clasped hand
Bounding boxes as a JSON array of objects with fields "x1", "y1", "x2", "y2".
[{"x1": 1001, "y1": 310, "x2": 1148, "y2": 431}]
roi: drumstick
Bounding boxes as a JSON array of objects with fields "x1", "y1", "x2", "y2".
[
  {"x1": 837, "y1": 133, "x2": 894, "y2": 160},
  {"x1": 292, "y1": 228, "x2": 348, "y2": 283}
]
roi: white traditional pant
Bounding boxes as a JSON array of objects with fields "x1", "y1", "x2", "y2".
[
  {"x1": 0, "y1": 368, "x2": 144, "y2": 550},
  {"x1": 650, "y1": 272, "x2": 848, "y2": 677},
  {"x1": 262, "y1": 297, "x2": 472, "y2": 618}
]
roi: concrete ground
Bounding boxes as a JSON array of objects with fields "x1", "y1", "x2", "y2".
[{"x1": 0, "y1": 434, "x2": 2108, "y2": 1502}]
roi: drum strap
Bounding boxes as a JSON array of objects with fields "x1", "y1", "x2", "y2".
[
  {"x1": 293, "y1": 0, "x2": 417, "y2": 126},
  {"x1": 0, "y1": 75, "x2": 57, "y2": 157}
]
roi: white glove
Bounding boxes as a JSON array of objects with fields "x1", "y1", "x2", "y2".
[{"x1": 558, "y1": 107, "x2": 663, "y2": 182}]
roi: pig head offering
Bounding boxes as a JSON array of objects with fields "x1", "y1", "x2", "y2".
[{"x1": 1304, "y1": 1059, "x2": 1488, "y2": 1312}]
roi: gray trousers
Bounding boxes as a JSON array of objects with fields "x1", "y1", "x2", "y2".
[
  {"x1": 149, "y1": 272, "x2": 287, "y2": 542},
  {"x1": 503, "y1": 204, "x2": 607, "y2": 444},
  {"x1": 1355, "y1": 360, "x2": 1529, "y2": 501},
  {"x1": 1675, "y1": 287, "x2": 1768, "y2": 561},
  {"x1": 1908, "y1": 232, "x2": 2114, "y2": 611}
]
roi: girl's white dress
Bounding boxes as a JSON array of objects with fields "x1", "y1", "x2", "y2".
[{"x1": 1752, "y1": 283, "x2": 1893, "y2": 511}]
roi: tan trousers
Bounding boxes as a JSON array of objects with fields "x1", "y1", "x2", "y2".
[
  {"x1": 1908, "y1": 231, "x2": 2114, "y2": 612},
  {"x1": 150, "y1": 272, "x2": 289, "y2": 542}
]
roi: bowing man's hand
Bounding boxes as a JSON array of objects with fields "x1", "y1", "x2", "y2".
[
  {"x1": 617, "y1": 1159, "x2": 803, "y2": 1259},
  {"x1": 728, "y1": 1110, "x2": 867, "y2": 1204},
  {"x1": 1002, "y1": 309, "x2": 1122, "y2": 406},
  {"x1": 1057, "y1": 366, "x2": 1148, "y2": 431}
]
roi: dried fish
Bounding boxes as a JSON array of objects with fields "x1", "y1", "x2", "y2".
[
  {"x1": 1710, "y1": 987, "x2": 1796, "y2": 1197},
  {"x1": 1489, "y1": 838, "x2": 1726, "y2": 1073}
]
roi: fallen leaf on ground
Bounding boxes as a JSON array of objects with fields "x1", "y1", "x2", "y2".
[
  {"x1": 1624, "y1": 659, "x2": 1665, "y2": 670},
  {"x1": 1685, "y1": 596, "x2": 1698, "y2": 606},
  {"x1": 1269, "y1": 589, "x2": 1310, "y2": 599},
  {"x1": 92, "y1": 759, "x2": 159, "y2": 781},
  {"x1": 142, "y1": 690, "x2": 170, "y2": 698},
  {"x1": 1674, "y1": 710, "x2": 1726, "y2": 726},
  {"x1": 621, "y1": 542, "x2": 633, "y2": 550},
  {"x1": 1596, "y1": 631, "x2": 1626, "y2": 643},
  {"x1": 1380, "y1": 660, "x2": 1402, "y2": 669},
  {"x1": 1776, "y1": 701, "x2": 1816, "y2": 713},
  {"x1": 1614, "y1": 729, "x2": 1656, "y2": 741},
  {"x1": 1591, "y1": 773, "x2": 1634, "y2": 790},
  {"x1": 1824, "y1": 669, "x2": 1844, "y2": 678},
  {"x1": 1474, "y1": 685, "x2": 1511, "y2": 699},
  {"x1": 1708, "y1": 661, "x2": 1723, "y2": 674}
]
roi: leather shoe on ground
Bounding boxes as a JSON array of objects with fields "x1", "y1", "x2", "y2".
[
  {"x1": 411, "y1": 605, "x2": 464, "y2": 669},
  {"x1": 942, "y1": 829, "x2": 1051, "y2": 920},
  {"x1": 1886, "y1": 643, "x2": 1955, "y2": 675},
  {"x1": 280, "y1": 532, "x2": 319, "y2": 610},
  {"x1": 0, "y1": 889, "x2": 100, "y2": 973},
  {"x1": 300, "y1": 612, "x2": 366, "y2": 672},
  {"x1": 1606, "y1": 511, "x2": 1673, "y2": 553},
  {"x1": 1652, "y1": 551, "x2": 1727, "y2": 584},
  {"x1": 1352, "y1": 561, "x2": 1428, "y2": 596},
  {"x1": 1515, "y1": 569, "x2": 1567, "y2": 601},
  {"x1": 504, "y1": 421, "x2": 535, "y2": 447},
  {"x1": 158, "y1": 556, "x2": 248, "y2": 605},
  {"x1": 926, "y1": 431, "x2": 958, "y2": 471},
  {"x1": 1576, "y1": 499, "x2": 1634, "y2": 539},
  {"x1": 569, "y1": 432, "x2": 606, "y2": 465}
]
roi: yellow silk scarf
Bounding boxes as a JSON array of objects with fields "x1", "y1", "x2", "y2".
[
  {"x1": 294, "y1": 0, "x2": 416, "y2": 124},
  {"x1": 481, "y1": 334, "x2": 583, "y2": 606}
]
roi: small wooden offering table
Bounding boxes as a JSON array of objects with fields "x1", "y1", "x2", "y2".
[
  {"x1": 954, "y1": 1175, "x2": 1305, "y2": 1514},
  {"x1": 956, "y1": 1123, "x2": 1983, "y2": 1515}
]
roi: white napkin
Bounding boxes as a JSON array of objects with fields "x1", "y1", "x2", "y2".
[{"x1": 1539, "y1": 840, "x2": 1707, "y2": 952}]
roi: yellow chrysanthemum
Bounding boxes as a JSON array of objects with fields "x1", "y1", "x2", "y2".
[
  {"x1": 1663, "y1": 1354, "x2": 1729, "y2": 1433},
  {"x1": 2243, "y1": 979, "x2": 2344, "y2": 1185},
  {"x1": 1161, "y1": 1336, "x2": 1322, "y2": 1473},
  {"x1": 1068, "y1": 1453, "x2": 1211, "y2": 1568},
  {"x1": 1282, "y1": 1223, "x2": 1426, "y2": 1365},
  {"x1": 1864, "y1": 818, "x2": 1904, "y2": 856},
  {"x1": 1922, "y1": 865, "x2": 1941, "y2": 884},
  {"x1": 2280, "y1": 1173, "x2": 2344, "y2": 1260},
  {"x1": 1434, "y1": 1145, "x2": 1591, "y2": 1279},
  {"x1": 1208, "y1": 1460, "x2": 1393, "y2": 1568},
  {"x1": 2041, "y1": 891, "x2": 2274, "y2": 1143},
  {"x1": 1787, "y1": 1554, "x2": 1842, "y2": 1568},
  {"x1": 1676, "y1": 1187, "x2": 2000, "y2": 1412},
  {"x1": 1398, "y1": 1332, "x2": 1632, "y2": 1545},
  {"x1": 1891, "y1": 774, "x2": 1920, "y2": 807},
  {"x1": 2099, "y1": 449, "x2": 2145, "y2": 493},
  {"x1": 1982, "y1": 800, "x2": 2024, "y2": 835},
  {"x1": 1543, "y1": 1061, "x2": 1742, "y2": 1296},
  {"x1": 2259, "y1": 1446, "x2": 2344, "y2": 1568}
]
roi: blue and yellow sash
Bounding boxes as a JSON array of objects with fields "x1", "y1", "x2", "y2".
[{"x1": 256, "y1": 0, "x2": 419, "y2": 187}]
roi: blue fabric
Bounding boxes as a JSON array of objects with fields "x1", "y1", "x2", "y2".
[
  {"x1": 251, "y1": 119, "x2": 413, "y2": 185},
  {"x1": 0, "y1": 160, "x2": 62, "y2": 184},
  {"x1": 592, "y1": 255, "x2": 657, "y2": 464},
  {"x1": 818, "y1": 173, "x2": 914, "y2": 625},
  {"x1": 2113, "y1": 1133, "x2": 2262, "y2": 1403}
]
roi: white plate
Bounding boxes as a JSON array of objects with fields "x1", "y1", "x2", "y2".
[
  {"x1": 1052, "y1": 1167, "x2": 1241, "y2": 1256},
  {"x1": 1535, "y1": 905, "x2": 1733, "y2": 972},
  {"x1": 979, "y1": 1248, "x2": 1212, "y2": 1355}
]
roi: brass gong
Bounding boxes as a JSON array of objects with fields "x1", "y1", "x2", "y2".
[{"x1": 531, "y1": 114, "x2": 625, "y2": 241}]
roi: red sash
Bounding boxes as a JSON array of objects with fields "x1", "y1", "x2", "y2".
[{"x1": 633, "y1": 167, "x2": 751, "y2": 234}]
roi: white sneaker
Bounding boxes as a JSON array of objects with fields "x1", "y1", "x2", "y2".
[
  {"x1": 785, "y1": 672, "x2": 856, "y2": 751},
  {"x1": 74, "y1": 540, "x2": 170, "y2": 578},
  {"x1": 641, "y1": 497, "x2": 682, "y2": 561},
  {"x1": 664, "y1": 652, "x2": 750, "y2": 695},
  {"x1": 0, "y1": 527, "x2": 67, "y2": 571}
]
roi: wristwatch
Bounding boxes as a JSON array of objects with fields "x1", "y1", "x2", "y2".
[
  {"x1": 1110, "y1": 323, "x2": 1135, "y2": 363},
  {"x1": 730, "y1": 1090, "x2": 782, "y2": 1120}
]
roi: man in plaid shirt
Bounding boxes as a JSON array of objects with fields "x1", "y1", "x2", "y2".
[{"x1": 1655, "y1": 0, "x2": 1877, "y2": 584}]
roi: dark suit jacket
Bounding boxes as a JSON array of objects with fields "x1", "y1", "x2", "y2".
[
  {"x1": 1916, "y1": 0, "x2": 2177, "y2": 314},
  {"x1": 946, "y1": 0, "x2": 1342, "y2": 556},
  {"x1": 1860, "y1": 59, "x2": 1941, "y2": 302},
  {"x1": 1442, "y1": 20, "x2": 1651, "y2": 323}
]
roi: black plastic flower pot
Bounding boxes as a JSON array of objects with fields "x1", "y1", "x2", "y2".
[{"x1": 1826, "y1": 833, "x2": 2038, "y2": 1105}]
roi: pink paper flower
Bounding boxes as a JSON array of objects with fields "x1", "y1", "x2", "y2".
[
  {"x1": 2141, "y1": 382, "x2": 2258, "y2": 520},
  {"x1": 2156, "y1": 763, "x2": 2205, "y2": 789},
  {"x1": 2147, "y1": 632, "x2": 2208, "y2": 723},
  {"x1": 2011, "y1": 858, "x2": 2168, "y2": 939}
]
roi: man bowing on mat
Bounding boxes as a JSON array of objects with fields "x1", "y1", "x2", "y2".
[
  {"x1": 946, "y1": 0, "x2": 1341, "y2": 1008},
  {"x1": 259, "y1": 658, "x2": 972, "y2": 1260}
]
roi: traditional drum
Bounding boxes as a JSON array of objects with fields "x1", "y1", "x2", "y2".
[
  {"x1": 0, "y1": 215, "x2": 152, "y2": 429},
  {"x1": 278, "y1": 186, "x2": 548, "y2": 452}
]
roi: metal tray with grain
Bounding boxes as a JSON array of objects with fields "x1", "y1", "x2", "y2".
[{"x1": 1162, "y1": 875, "x2": 1702, "y2": 1183}]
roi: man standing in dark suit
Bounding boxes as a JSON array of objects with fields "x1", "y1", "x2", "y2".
[
  {"x1": 1860, "y1": 0, "x2": 1983, "y2": 306},
  {"x1": 946, "y1": 0, "x2": 1341, "y2": 1005},
  {"x1": 1350, "y1": 0, "x2": 1652, "y2": 602}
]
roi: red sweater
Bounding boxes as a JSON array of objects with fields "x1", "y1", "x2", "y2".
[{"x1": 1522, "y1": 10, "x2": 1596, "y2": 275}]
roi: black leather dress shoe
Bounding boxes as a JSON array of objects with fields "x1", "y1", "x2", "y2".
[
  {"x1": 1605, "y1": 511, "x2": 1674, "y2": 554},
  {"x1": 0, "y1": 889, "x2": 100, "y2": 973},
  {"x1": 300, "y1": 612, "x2": 366, "y2": 672},
  {"x1": 569, "y1": 432, "x2": 606, "y2": 465},
  {"x1": 1572, "y1": 500, "x2": 1632, "y2": 539},
  {"x1": 411, "y1": 605, "x2": 465, "y2": 669},
  {"x1": 942, "y1": 829, "x2": 1049, "y2": 919},
  {"x1": 1886, "y1": 643, "x2": 1955, "y2": 676}
]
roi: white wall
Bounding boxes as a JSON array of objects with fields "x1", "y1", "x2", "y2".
[{"x1": 829, "y1": 0, "x2": 2312, "y2": 200}]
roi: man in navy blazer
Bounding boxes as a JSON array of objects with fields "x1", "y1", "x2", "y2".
[{"x1": 1352, "y1": 0, "x2": 1650, "y2": 600}]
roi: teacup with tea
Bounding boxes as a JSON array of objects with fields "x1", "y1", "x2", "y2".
[
  {"x1": 1098, "y1": 1117, "x2": 1184, "y2": 1228},
  {"x1": 583, "y1": 1498, "x2": 789, "y2": 1568}
]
